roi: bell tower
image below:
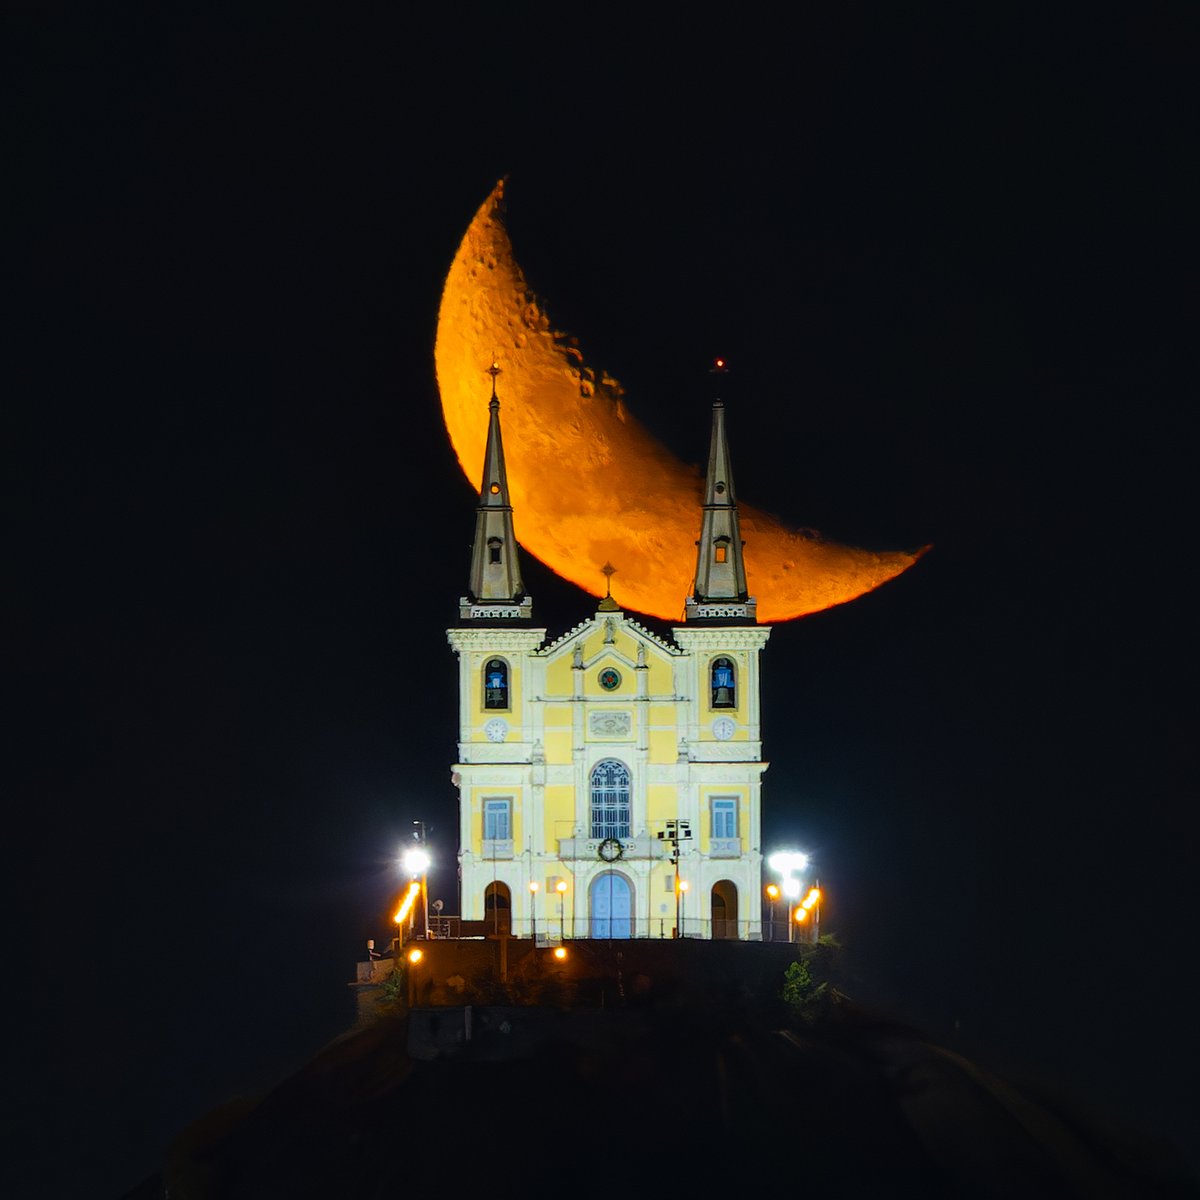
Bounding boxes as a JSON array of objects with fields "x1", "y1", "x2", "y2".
[
  {"x1": 685, "y1": 394, "x2": 756, "y2": 623},
  {"x1": 460, "y1": 363, "x2": 533, "y2": 621}
]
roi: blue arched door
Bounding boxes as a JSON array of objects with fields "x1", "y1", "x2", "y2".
[{"x1": 590, "y1": 872, "x2": 632, "y2": 939}]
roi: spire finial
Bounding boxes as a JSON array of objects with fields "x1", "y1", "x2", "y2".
[
  {"x1": 487, "y1": 359, "x2": 501, "y2": 403},
  {"x1": 598, "y1": 562, "x2": 620, "y2": 611},
  {"x1": 708, "y1": 356, "x2": 729, "y2": 407}
]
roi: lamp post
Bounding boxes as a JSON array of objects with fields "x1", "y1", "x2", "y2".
[
  {"x1": 768, "y1": 851, "x2": 809, "y2": 944},
  {"x1": 393, "y1": 880, "x2": 421, "y2": 955},
  {"x1": 403, "y1": 844, "x2": 431, "y2": 940},
  {"x1": 556, "y1": 879, "x2": 568, "y2": 942},
  {"x1": 678, "y1": 879, "x2": 689, "y2": 937},
  {"x1": 406, "y1": 946, "x2": 423, "y2": 1006},
  {"x1": 765, "y1": 883, "x2": 780, "y2": 942},
  {"x1": 800, "y1": 884, "x2": 822, "y2": 945},
  {"x1": 529, "y1": 879, "x2": 539, "y2": 942},
  {"x1": 783, "y1": 877, "x2": 802, "y2": 943},
  {"x1": 657, "y1": 819, "x2": 692, "y2": 939},
  {"x1": 793, "y1": 905, "x2": 808, "y2": 941}
]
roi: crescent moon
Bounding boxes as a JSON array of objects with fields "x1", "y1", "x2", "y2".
[{"x1": 435, "y1": 180, "x2": 926, "y2": 623}]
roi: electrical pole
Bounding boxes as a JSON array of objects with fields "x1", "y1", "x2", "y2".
[
  {"x1": 657, "y1": 819, "x2": 692, "y2": 939},
  {"x1": 412, "y1": 821, "x2": 430, "y2": 939}
]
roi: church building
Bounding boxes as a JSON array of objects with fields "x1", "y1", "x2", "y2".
[{"x1": 447, "y1": 368, "x2": 770, "y2": 940}]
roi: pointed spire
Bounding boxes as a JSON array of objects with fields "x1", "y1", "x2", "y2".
[
  {"x1": 460, "y1": 363, "x2": 533, "y2": 621},
  {"x1": 685, "y1": 379, "x2": 756, "y2": 622}
]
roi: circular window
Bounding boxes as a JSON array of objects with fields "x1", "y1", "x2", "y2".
[{"x1": 598, "y1": 667, "x2": 621, "y2": 691}]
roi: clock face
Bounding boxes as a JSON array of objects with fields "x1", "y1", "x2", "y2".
[
  {"x1": 712, "y1": 717, "x2": 736, "y2": 741},
  {"x1": 484, "y1": 718, "x2": 508, "y2": 743},
  {"x1": 598, "y1": 667, "x2": 621, "y2": 691}
]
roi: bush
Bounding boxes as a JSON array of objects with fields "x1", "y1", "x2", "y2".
[{"x1": 781, "y1": 956, "x2": 828, "y2": 1022}]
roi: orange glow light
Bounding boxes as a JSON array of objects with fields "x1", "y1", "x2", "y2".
[
  {"x1": 553, "y1": 946, "x2": 568, "y2": 960},
  {"x1": 393, "y1": 880, "x2": 421, "y2": 925},
  {"x1": 794, "y1": 906, "x2": 808, "y2": 923},
  {"x1": 407, "y1": 948, "x2": 423, "y2": 964},
  {"x1": 766, "y1": 884, "x2": 780, "y2": 899},
  {"x1": 801, "y1": 887, "x2": 822, "y2": 911}
]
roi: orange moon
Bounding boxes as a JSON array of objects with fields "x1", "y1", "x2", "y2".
[{"x1": 434, "y1": 180, "x2": 926, "y2": 623}]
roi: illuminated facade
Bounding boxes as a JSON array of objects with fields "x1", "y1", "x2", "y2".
[{"x1": 448, "y1": 373, "x2": 769, "y2": 939}]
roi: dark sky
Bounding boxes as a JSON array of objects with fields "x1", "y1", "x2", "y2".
[{"x1": 9, "y1": 8, "x2": 1199, "y2": 1196}]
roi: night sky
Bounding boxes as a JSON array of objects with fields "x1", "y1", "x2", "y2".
[{"x1": 10, "y1": 9, "x2": 1199, "y2": 1196}]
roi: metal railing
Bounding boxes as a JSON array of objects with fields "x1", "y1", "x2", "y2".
[
  {"x1": 427, "y1": 916, "x2": 461, "y2": 939},
  {"x1": 475, "y1": 917, "x2": 767, "y2": 941},
  {"x1": 420, "y1": 914, "x2": 815, "y2": 943}
]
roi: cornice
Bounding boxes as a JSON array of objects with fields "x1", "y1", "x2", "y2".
[
  {"x1": 671, "y1": 626, "x2": 772, "y2": 651},
  {"x1": 447, "y1": 628, "x2": 547, "y2": 653}
]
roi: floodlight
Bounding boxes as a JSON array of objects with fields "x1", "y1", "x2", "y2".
[{"x1": 403, "y1": 848, "x2": 431, "y2": 876}]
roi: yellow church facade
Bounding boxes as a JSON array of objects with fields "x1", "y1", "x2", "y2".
[{"x1": 448, "y1": 369, "x2": 770, "y2": 940}]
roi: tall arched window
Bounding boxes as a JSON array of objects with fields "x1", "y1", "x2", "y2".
[
  {"x1": 711, "y1": 657, "x2": 736, "y2": 708},
  {"x1": 590, "y1": 759, "x2": 631, "y2": 840},
  {"x1": 484, "y1": 658, "x2": 509, "y2": 709}
]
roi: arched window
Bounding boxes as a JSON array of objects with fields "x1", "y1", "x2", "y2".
[
  {"x1": 713, "y1": 536, "x2": 730, "y2": 563},
  {"x1": 484, "y1": 658, "x2": 509, "y2": 709},
  {"x1": 487, "y1": 536, "x2": 503, "y2": 565},
  {"x1": 711, "y1": 658, "x2": 736, "y2": 708},
  {"x1": 590, "y1": 759, "x2": 631, "y2": 840}
]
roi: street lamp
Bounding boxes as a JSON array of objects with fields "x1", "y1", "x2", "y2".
[
  {"x1": 768, "y1": 850, "x2": 809, "y2": 875},
  {"x1": 393, "y1": 880, "x2": 421, "y2": 954},
  {"x1": 800, "y1": 883, "x2": 822, "y2": 945},
  {"x1": 555, "y1": 879, "x2": 568, "y2": 942},
  {"x1": 767, "y1": 850, "x2": 809, "y2": 943},
  {"x1": 406, "y1": 946, "x2": 423, "y2": 1006},
  {"x1": 793, "y1": 905, "x2": 808, "y2": 948},
  {"x1": 678, "y1": 879, "x2": 689, "y2": 937},
  {"x1": 765, "y1": 883, "x2": 780, "y2": 942},
  {"x1": 402, "y1": 845, "x2": 431, "y2": 939},
  {"x1": 529, "y1": 880, "x2": 539, "y2": 942}
]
